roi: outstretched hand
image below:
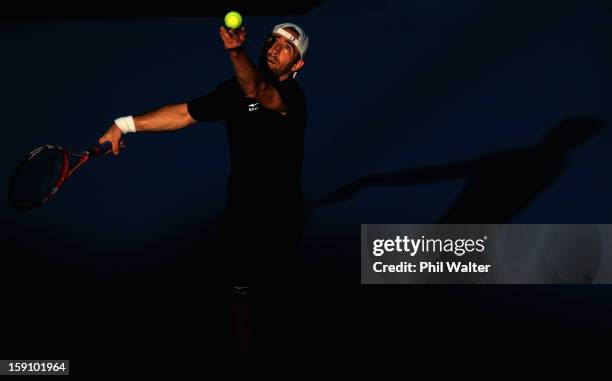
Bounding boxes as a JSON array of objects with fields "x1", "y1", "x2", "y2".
[
  {"x1": 219, "y1": 26, "x2": 246, "y2": 50},
  {"x1": 98, "y1": 124, "x2": 126, "y2": 156}
]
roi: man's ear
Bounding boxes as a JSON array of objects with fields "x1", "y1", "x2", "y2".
[{"x1": 291, "y1": 59, "x2": 305, "y2": 74}]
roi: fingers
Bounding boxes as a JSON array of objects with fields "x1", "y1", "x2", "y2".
[
  {"x1": 97, "y1": 136, "x2": 118, "y2": 156},
  {"x1": 219, "y1": 26, "x2": 231, "y2": 41},
  {"x1": 233, "y1": 27, "x2": 246, "y2": 42},
  {"x1": 219, "y1": 27, "x2": 236, "y2": 49},
  {"x1": 219, "y1": 26, "x2": 246, "y2": 49},
  {"x1": 237, "y1": 27, "x2": 246, "y2": 43},
  {"x1": 111, "y1": 139, "x2": 120, "y2": 155},
  {"x1": 98, "y1": 135, "x2": 112, "y2": 149},
  {"x1": 99, "y1": 127, "x2": 123, "y2": 156}
]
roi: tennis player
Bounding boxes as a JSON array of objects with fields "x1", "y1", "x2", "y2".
[{"x1": 98, "y1": 22, "x2": 310, "y2": 355}]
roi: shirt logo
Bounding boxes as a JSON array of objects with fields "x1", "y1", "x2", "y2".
[{"x1": 248, "y1": 102, "x2": 260, "y2": 112}]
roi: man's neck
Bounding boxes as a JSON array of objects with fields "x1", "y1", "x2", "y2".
[{"x1": 278, "y1": 72, "x2": 292, "y2": 81}]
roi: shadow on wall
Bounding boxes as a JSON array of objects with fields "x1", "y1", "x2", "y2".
[{"x1": 310, "y1": 115, "x2": 608, "y2": 223}]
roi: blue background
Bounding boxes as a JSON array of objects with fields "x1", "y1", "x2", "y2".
[{"x1": 1, "y1": 0, "x2": 611, "y2": 373}]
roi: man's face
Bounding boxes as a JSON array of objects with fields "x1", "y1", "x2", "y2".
[{"x1": 264, "y1": 30, "x2": 303, "y2": 78}]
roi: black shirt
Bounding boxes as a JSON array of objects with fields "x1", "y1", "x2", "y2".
[{"x1": 187, "y1": 76, "x2": 307, "y2": 212}]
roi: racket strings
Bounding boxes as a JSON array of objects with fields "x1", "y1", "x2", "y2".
[
  {"x1": 9, "y1": 147, "x2": 66, "y2": 209},
  {"x1": 10, "y1": 143, "x2": 110, "y2": 210},
  {"x1": 65, "y1": 153, "x2": 89, "y2": 179}
]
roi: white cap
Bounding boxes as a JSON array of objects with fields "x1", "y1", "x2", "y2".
[{"x1": 272, "y1": 23, "x2": 309, "y2": 59}]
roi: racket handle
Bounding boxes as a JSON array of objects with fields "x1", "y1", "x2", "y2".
[{"x1": 88, "y1": 141, "x2": 113, "y2": 157}]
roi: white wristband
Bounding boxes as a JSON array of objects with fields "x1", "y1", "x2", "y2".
[{"x1": 114, "y1": 116, "x2": 136, "y2": 134}]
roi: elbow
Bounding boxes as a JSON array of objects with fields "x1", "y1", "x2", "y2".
[
  {"x1": 244, "y1": 86, "x2": 259, "y2": 99},
  {"x1": 245, "y1": 80, "x2": 267, "y2": 100},
  {"x1": 171, "y1": 103, "x2": 196, "y2": 130},
  {"x1": 179, "y1": 110, "x2": 196, "y2": 129},
  {"x1": 245, "y1": 89, "x2": 258, "y2": 99}
]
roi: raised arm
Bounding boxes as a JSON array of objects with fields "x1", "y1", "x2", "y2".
[{"x1": 219, "y1": 26, "x2": 287, "y2": 112}]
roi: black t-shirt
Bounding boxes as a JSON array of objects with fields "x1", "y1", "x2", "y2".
[{"x1": 187, "y1": 76, "x2": 307, "y2": 211}]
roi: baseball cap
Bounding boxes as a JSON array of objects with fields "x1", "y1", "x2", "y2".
[{"x1": 272, "y1": 23, "x2": 309, "y2": 59}]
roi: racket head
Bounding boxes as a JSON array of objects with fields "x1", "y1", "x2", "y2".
[{"x1": 8, "y1": 145, "x2": 69, "y2": 210}]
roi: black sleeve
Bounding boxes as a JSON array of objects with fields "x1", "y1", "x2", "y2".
[
  {"x1": 276, "y1": 79, "x2": 307, "y2": 123},
  {"x1": 186, "y1": 79, "x2": 235, "y2": 122}
]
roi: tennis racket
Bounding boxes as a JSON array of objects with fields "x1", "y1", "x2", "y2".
[{"x1": 8, "y1": 141, "x2": 119, "y2": 210}]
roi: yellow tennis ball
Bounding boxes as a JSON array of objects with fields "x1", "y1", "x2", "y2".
[{"x1": 224, "y1": 11, "x2": 243, "y2": 30}]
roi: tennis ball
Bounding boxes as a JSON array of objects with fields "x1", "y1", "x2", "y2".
[{"x1": 224, "y1": 11, "x2": 243, "y2": 30}]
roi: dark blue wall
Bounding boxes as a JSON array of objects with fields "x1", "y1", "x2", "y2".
[{"x1": 1, "y1": 0, "x2": 611, "y2": 372}]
